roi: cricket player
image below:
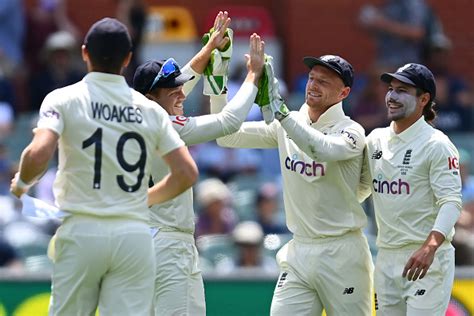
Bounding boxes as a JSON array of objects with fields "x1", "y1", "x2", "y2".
[
  {"x1": 359, "y1": 63, "x2": 462, "y2": 315},
  {"x1": 133, "y1": 12, "x2": 266, "y2": 315},
  {"x1": 212, "y1": 55, "x2": 373, "y2": 315},
  {"x1": 10, "y1": 18, "x2": 198, "y2": 316}
]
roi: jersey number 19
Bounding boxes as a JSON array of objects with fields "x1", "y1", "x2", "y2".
[{"x1": 82, "y1": 127, "x2": 147, "y2": 192}]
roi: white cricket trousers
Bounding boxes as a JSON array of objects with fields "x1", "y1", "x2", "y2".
[
  {"x1": 49, "y1": 214, "x2": 155, "y2": 316},
  {"x1": 152, "y1": 230, "x2": 205, "y2": 316},
  {"x1": 270, "y1": 229, "x2": 373, "y2": 316},
  {"x1": 374, "y1": 242, "x2": 455, "y2": 316}
]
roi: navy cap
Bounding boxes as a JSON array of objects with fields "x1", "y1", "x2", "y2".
[
  {"x1": 133, "y1": 60, "x2": 194, "y2": 94},
  {"x1": 303, "y1": 55, "x2": 354, "y2": 87},
  {"x1": 84, "y1": 18, "x2": 132, "y2": 60},
  {"x1": 381, "y1": 63, "x2": 436, "y2": 101}
]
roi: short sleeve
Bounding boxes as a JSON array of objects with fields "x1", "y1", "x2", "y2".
[
  {"x1": 36, "y1": 90, "x2": 64, "y2": 135},
  {"x1": 153, "y1": 106, "x2": 185, "y2": 156}
]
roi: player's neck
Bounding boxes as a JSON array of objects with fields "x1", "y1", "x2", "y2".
[
  {"x1": 392, "y1": 115, "x2": 421, "y2": 134},
  {"x1": 307, "y1": 105, "x2": 330, "y2": 123}
]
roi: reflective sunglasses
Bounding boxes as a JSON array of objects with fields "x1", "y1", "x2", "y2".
[{"x1": 149, "y1": 58, "x2": 181, "y2": 92}]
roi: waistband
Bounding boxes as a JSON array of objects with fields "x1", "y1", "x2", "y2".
[
  {"x1": 63, "y1": 213, "x2": 147, "y2": 225},
  {"x1": 154, "y1": 230, "x2": 195, "y2": 243},
  {"x1": 293, "y1": 229, "x2": 363, "y2": 244},
  {"x1": 378, "y1": 240, "x2": 453, "y2": 252}
]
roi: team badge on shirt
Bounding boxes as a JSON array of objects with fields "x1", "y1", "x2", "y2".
[{"x1": 402, "y1": 149, "x2": 412, "y2": 165}]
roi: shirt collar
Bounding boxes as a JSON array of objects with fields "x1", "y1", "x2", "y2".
[
  {"x1": 389, "y1": 116, "x2": 429, "y2": 142},
  {"x1": 84, "y1": 72, "x2": 128, "y2": 84},
  {"x1": 300, "y1": 102, "x2": 346, "y2": 126}
]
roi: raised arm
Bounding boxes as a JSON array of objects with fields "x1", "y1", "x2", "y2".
[
  {"x1": 187, "y1": 11, "x2": 231, "y2": 74},
  {"x1": 182, "y1": 11, "x2": 231, "y2": 95},
  {"x1": 280, "y1": 113, "x2": 366, "y2": 161},
  {"x1": 174, "y1": 33, "x2": 266, "y2": 146}
]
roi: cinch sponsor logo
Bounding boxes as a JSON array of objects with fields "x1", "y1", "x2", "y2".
[
  {"x1": 340, "y1": 130, "x2": 357, "y2": 148},
  {"x1": 284, "y1": 154, "x2": 325, "y2": 176},
  {"x1": 373, "y1": 174, "x2": 410, "y2": 194},
  {"x1": 40, "y1": 109, "x2": 60, "y2": 119}
]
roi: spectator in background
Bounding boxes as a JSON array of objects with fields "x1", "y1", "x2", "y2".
[
  {"x1": 0, "y1": 144, "x2": 14, "y2": 196},
  {"x1": 452, "y1": 148, "x2": 474, "y2": 266},
  {"x1": 21, "y1": 0, "x2": 79, "y2": 113},
  {"x1": 254, "y1": 182, "x2": 288, "y2": 235},
  {"x1": 358, "y1": 0, "x2": 430, "y2": 67},
  {"x1": 193, "y1": 142, "x2": 260, "y2": 183},
  {"x1": 195, "y1": 178, "x2": 237, "y2": 237},
  {"x1": 0, "y1": 78, "x2": 15, "y2": 141},
  {"x1": 0, "y1": 0, "x2": 25, "y2": 76},
  {"x1": 0, "y1": 0, "x2": 24, "y2": 119},
  {"x1": 0, "y1": 236, "x2": 23, "y2": 271},
  {"x1": 215, "y1": 221, "x2": 278, "y2": 274},
  {"x1": 116, "y1": 0, "x2": 147, "y2": 85},
  {"x1": 29, "y1": 30, "x2": 84, "y2": 111},
  {"x1": 349, "y1": 63, "x2": 390, "y2": 133},
  {"x1": 423, "y1": 34, "x2": 473, "y2": 133},
  {"x1": 24, "y1": 0, "x2": 79, "y2": 74}
]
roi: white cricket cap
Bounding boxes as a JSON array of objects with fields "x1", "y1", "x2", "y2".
[
  {"x1": 196, "y1": 178, "x2": 231, "y2": 206},
  {"x1": 232, "y1": 221, "x2": 264, "y2": 245},
  {"x1": 44, "y1": 31, "x2": 77, "y2": 52}
]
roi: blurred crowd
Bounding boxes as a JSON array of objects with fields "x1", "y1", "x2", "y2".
[{"x1": 0, "y1": 0, "x2": 473, "y2": 274}]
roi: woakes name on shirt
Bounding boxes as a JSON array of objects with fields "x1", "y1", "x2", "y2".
[{"x1": 91, "y1": 102, "x2": 143, "y2": 123}]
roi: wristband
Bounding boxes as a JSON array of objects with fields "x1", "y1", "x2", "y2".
[{"x1": 15, "y1": 174, "x2": 34, "y2": 190}]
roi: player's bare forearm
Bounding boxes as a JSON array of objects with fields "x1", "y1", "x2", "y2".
[
  {"x1": 19, "y1": 129, "x2": 58, "y2": 184},
  {"x1": 402, "y1": 231, "x2": 445, "y2": 281},
  {"x1": 11, "y1": 129, "x2": 58, "y2": 197}
]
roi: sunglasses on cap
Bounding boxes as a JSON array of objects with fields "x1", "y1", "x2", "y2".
[{"x1": 149, "y1": 58, "x2": 181, "y2": 92}]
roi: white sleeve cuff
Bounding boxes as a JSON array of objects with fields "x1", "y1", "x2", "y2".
[{"x1": 432, "y1": 201, "x2": 461, "y2": 237}]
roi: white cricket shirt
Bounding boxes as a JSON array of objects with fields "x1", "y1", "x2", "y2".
[
  {"x1": 364, "y1": 117, "x2": 462, "y2": 248},
  {"x1": 37, "y1": 72, "x2": 184, "y2": 221},
  {"x1": 148, "y1": 66, "x2": 257, "y2": 232},
  {"x1": 212, "y1": 102, "x2": 368, "y2": 238}
]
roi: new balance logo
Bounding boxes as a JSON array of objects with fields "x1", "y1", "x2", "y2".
[
  {"x1": 372, "y1": 150, "x2": 382, "y2": 159},
  {"x1": 342, "y1": 287, "x2": 354, "y2": 295},
  {"x1": 277, "y1": 272, "x2": 288, "y2": 288},
  {"x1": 414, "y1": 289, "x2": 426, "y2": 296},
  {"x1": 403, "y1": 149, "x2": 412, "y2": 165}
]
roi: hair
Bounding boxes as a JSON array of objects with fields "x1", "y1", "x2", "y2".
[
  {"x1": 87, "y1": 49, "x2": 130, "y2": 74},
  {"x1": 416, "y1": 88, "x2": 437, "y2": 122}
]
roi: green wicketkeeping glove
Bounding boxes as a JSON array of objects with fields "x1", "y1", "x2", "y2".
[
  {"x1": 202, "y1": 28, "x2": 233, "y2": 95},
  {"x1": 255, "y1": 55, "x2": 289, "y2": 124}
]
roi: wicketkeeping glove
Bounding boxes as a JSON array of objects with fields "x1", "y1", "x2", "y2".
[
  {"x1": 255, "y1": 55, "x2": 289, "y2": 124},
  {"x1": 202, "y1": 28, "x2": 233, "y2": 96}
]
